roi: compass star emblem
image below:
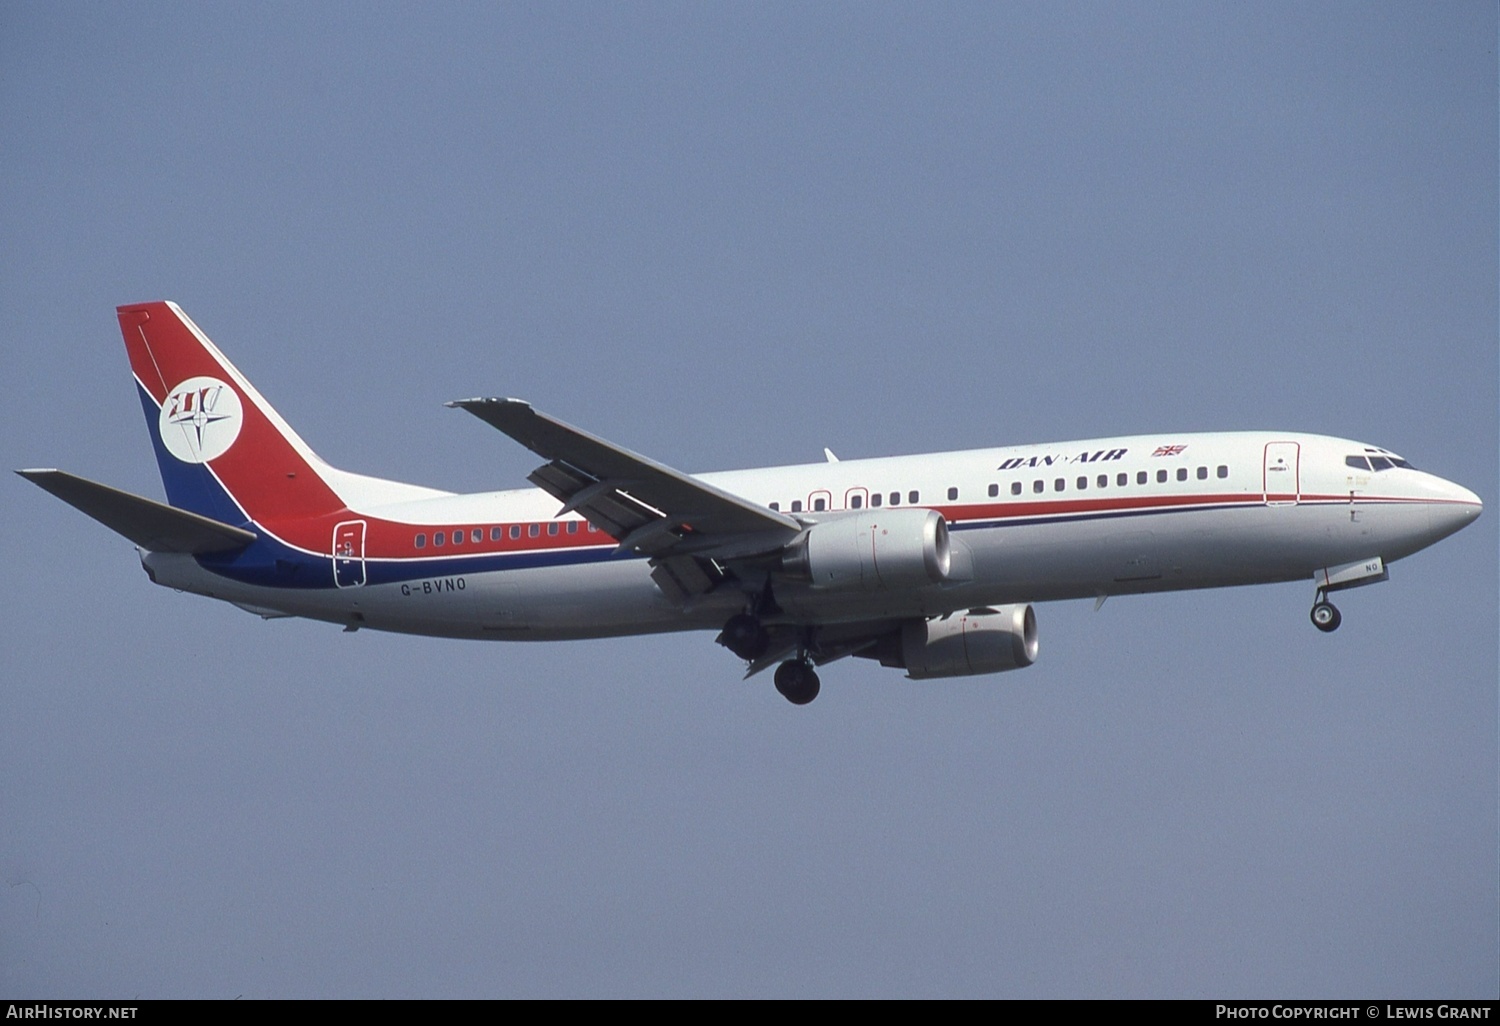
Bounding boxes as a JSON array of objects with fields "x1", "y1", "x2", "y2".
[{"x1": 159, "y1": 376, "x2": 243, "y2": 463}]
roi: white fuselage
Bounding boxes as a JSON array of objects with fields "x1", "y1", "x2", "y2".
[{"x1": 142, "y1": 430, "x2": 1482, "y2": 641}]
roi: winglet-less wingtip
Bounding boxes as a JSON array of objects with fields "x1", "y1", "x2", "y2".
[{"x1": 446, "y1": 397, "x2": 532, "y2": 411}]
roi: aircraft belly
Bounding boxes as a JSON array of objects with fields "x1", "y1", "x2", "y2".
[
  {"x1": 352, "y1": 560, "x2": 738, "y2": 640},
  {"x1": 143, "y1": 497, "x2": 1445, "y2": 641},
  {"x1": 469, "y1": 561, "x2": 737, "y2": 639},
  {"x1": 956, "y1": 504, "x2": 1379, "y2": 602},
  {"x1": 146, "y1": 552, "x2": 733, "y2": 640}
]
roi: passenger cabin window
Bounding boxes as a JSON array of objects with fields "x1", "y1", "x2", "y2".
[
  {"x1": 510, "y1": 525, "x2": 521, "y2": 539},
  {"x1": 850, "y1": 495, "x2": 863, "y2": 509},
  {"x1": 1156, "y1": 470, "x2": 1168, "y2": 483},
  {"x1": 1033, "y1": 480, "x2": 1044, "y2": 494},
  {"x1": 871, "y1": 493, "x2": 882, "y2": 507},
  {"x1": 908, "y1": 491, "x2": 919, "y2": 504},
  {"x1": 434, "y1": 532, "x2": 445, "y2": 546},
  {"x1": 1077, "y1": 476, "x2": 1088, "y2": 490},
  {"x1": 1197, "y1": 466, "x2": 1208, "y2": 480},
  {"x1": 1011, "y1": 482, "x2": 1022, "y2": 496},
  {"x1": 769, "y1": 501, "x2": 780, "y2": 511},
  {"x1": 452, "y1": 530, "x2": 462, "y2": 545},
  {"x1": 889, "y1": 492, "x2": 900, "y2": 506},
  {"x1": 1176, "y1": 468, "x2": 1187, "y2": 482},
  {"x1": 548, "y1": 522, "x2": 559, "y2": 535},
  {"x1": 1117, "y1": 473, "x2": 1127, "y2": 486},
  {"x1": 988, "y1": 483, "x2": 999, "y2": 498},
  {"x1": 1217, "y1": 465, "x2": 1228, "y2": 478},
  {"x1": 528, "y1": 524, "x2": 539, "y2": 537},
  {"x1": 491, "y1": 527, "x2": 503, "y2": 541},
  {"x1": 813, "y1": 498, "x2": 826, "y2": 511},
  {"x1": 947, "y1": 487, "x2": 958, "y2": 501},
  {"x1": 1137, "y1": 471, "x2": 1148, "y2": 485},
  {"x1": 1097, "y1": 475, "x2": 1108, "y2": 488},
  {"x1": 567, "y1": 522, "x2": 578, "y2": 534},
  {"x1": 1054, "y1": 478, "x2": 1064, "y2": 492},
  {"x1": 472, "y1": 529, "x2": 483, "y2": 543},
  {"x1": 415, "y1": 533, "x2": 426, "y2": 548},
  {"x1": 791, "y1": 500, "x2": 803, "y2": 512}
]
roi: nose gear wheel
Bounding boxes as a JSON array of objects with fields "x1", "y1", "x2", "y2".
[{"x1": 1310, "y1": 590, "x2": 1341, "y2": 633}]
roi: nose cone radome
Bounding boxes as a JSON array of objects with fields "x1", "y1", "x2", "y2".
[{"x1": 1426, "y1": 477, "x2": 1482, "y2": 544}]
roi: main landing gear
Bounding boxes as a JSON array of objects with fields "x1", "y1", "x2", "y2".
[
  {"x1": 1310, "y1": 590, "x2": 1342, "y2": 633},
  {"x1": 716, "y1": 612, "x2": 769, "y2": 661},
  {"x1": 717, "y1": 603, "x2": 821, "y2": 705},
  {"x1": 773, "y1": 659, "x2": 821, "y2": 705}
]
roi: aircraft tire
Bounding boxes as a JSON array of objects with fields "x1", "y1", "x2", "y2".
[
  {"x1": 1310, "y1": 601, "x2": 1341, "y2": 633},
  {"x1": 774, "y1": 660, "x2": 821, "y2": 705}
]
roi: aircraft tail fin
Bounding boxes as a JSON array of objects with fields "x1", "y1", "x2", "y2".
[{"x1": 117, "y1": 302, "x2": 349, "y2": 527}]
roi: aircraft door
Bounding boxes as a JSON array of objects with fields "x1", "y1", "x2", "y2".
[
  {"x1": 1263, "y1": 442, "x2": 1300, "y2": 506},
  {"x1": 333, "y1": 520, "x2": 367, "y2": 588}
]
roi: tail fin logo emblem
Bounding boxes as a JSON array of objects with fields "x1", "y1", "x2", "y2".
[{"x1": 159, "y1": 376, "x2": 243, "y2": 463}]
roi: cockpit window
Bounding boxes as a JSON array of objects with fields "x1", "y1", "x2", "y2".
[
  {"x1": 1361, "y1": 447, "x2": 1415, "y2": 470},
  {"x1": 1348, "y1": 453, "x2": 1413, "y2": 471}
]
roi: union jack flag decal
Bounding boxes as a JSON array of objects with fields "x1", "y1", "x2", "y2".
[{"x1": 1152, "y1": 444, "x2": 1187, "y2": 457}]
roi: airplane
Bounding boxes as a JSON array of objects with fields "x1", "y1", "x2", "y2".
[{"x1": 18, "y1": 302, "x2": 1484, "y2": 704}]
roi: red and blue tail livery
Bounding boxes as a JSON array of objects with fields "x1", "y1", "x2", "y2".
[
  {"x1": 19, "y1": 302, "x2": 1483, "y2": 704},
  {"x1": 120, "y1": 301, "x2": 349, "y2": 528}
]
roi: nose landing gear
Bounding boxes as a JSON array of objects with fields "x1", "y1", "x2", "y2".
[{"x1": 1310, "y1": 590, "x2": 1342, "y2": 633}]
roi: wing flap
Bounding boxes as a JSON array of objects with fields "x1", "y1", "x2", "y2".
[
  {"x1": 17, "y1": 469, "x2": 257, "y2": 554},
  {"x1": 649, "y1": 554, "x2": 723, "y2": 604},
  {"x1": 526, "y1": 461, "x2": 662, "y2": 540}
]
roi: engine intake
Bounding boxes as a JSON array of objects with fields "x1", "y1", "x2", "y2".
[
  {"x1": 896, "y1": 605, "x2": 1038, "y2": 679},
  {"x1": 782, "y1": 508, "x2": 950, "y2": 591}
]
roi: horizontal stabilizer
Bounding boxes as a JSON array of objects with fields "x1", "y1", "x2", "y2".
[{"x1": 17, "y1": 469, "x2": 257, "y2": 554}]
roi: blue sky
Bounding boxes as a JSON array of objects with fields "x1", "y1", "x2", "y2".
[{"x1": 2, "y1": 2, "x2": 1494, "y2": 997}]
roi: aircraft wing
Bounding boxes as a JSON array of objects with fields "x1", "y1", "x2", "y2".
[
  {"x1": 17, "y1": 469, "x2": 257, "y2": 554},
  {"x1": 449, "y1": 398, "x2": 801, "y2": 600}
]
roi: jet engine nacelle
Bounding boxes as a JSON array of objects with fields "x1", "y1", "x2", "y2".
[
  {"x1": 900, "y1": 605, "x2": 1038, "y2": 679},
  {"x1": 782, "y1": 508, "x2": 951, "y2": 591}
]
